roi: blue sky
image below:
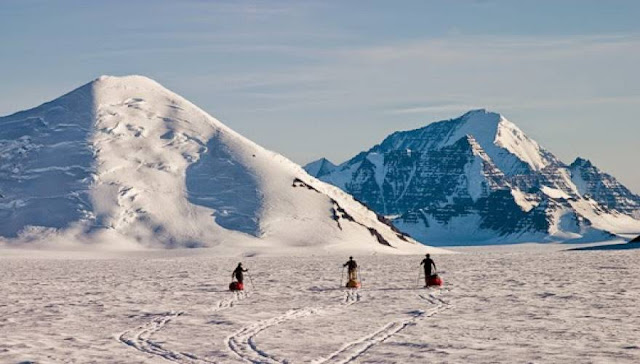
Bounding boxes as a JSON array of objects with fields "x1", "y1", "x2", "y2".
[{"x1": 1, "y1": 0, "x2": 639, "y2": 192}]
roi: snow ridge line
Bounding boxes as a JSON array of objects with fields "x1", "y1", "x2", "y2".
[
  {"x1": 117, "y1": 291, "x2": 248, "y2": 363},
  {"x1": 314, "y1": 290, "x2": 451, "y2": 364}
]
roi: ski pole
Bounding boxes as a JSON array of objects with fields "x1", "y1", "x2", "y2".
[
  {"x1": 358, "y1": 267, "x2": 363, "y2": 288},
  {"x1": 416, "y1": 268, "x2": 422, "y2": 287},
  {"x1": 340, "y1": 266, "x2": 345, "y2": 287},
  {"x1": 247, "y1": 272, "x2": 256, "y2": 290}
]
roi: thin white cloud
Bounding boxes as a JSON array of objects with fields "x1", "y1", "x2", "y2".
[
  {"x1": 390, "y1": 95, "x2": 640, "y2": 115},
  {"x1": 389, "y1": 104, "x2": 482, "y2": 115},
  {"x1": 179, "y1": 0, "x2": 315, "y2": 18},
  {"x1": 328, "y1": 33, "x2": 640, "y2": 65}
]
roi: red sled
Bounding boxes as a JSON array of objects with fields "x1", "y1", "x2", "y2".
[
  {"x1": 229, "y1": 281, "x2": 244, "y2": 291},
  {"x1": 427, "y1": 274, "x2": 443, "y2": 287},
  {"x1": 346, "y1": 279, "x2": 361, "y2": 289}
]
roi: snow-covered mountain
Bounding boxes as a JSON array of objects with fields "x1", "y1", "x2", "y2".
[
  {"x1": 0, "y1": 75, "x2": 442, "y2": 254},
  {"x1": 303, "y1": 158, "x2": 337, "y2": 179},
  {"x1": 306, "y1": 110, "x2": 640, "y2": 245},
  {"x1": 569, "y1": 158, "x2": 640, "y2": 219}
]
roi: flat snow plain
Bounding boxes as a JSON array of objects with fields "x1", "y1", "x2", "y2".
[{"x1": 1, "y1": 245, "x2": 639, "y2": 363}]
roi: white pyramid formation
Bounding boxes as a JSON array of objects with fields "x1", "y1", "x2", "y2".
[{"x1": 0, "y1": 75, "x2": 444, "y2": 254}]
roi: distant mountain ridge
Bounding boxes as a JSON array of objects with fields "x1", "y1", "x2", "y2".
[
  {"x1": 0, "y1": 75, "x2": 441, "y2": 254},
  {"x1": 306, "y1": 109, "x2": 640, "y2": 245},
  {"x1": 304, "y1": 158, "x2": 337, "y2": 178},
  {"x1": 569, "y1": 157, "x2": 640, "y2": 219}
]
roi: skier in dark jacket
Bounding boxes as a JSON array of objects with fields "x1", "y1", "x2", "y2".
[
  {"x1": 232, "y1": 263, "x2": 248, "y2": 283},
  {"x1": 344, "y1": 256, "x2": 358, "y2": 281},
  {"x1": 420, "y1": 254, "x2": 437, "y2": 285}
]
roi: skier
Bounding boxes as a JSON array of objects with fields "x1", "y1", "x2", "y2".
[
  {"x1": 420, "y1": 254, "x2": 437, "y2": 286},
  {"x1": 232, "y1": 263, "x2": 248, "y2": 284},
  {"x1": 343, "y1": 256, "x2": 358, "y2": 281}
]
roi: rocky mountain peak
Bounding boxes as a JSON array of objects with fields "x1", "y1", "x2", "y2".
[
  {"x1": 304, "y1": 157, "x2": 337, "y2": 178},
  {"x1": 460, "y1": 108, "x2": 502, "y2": 123},
  {"x1": 307, "y1": 110, "x2": 640, "y2": 245},
  {"x1": 571, "y1": 157, "x2": 594, "y2": 168}
]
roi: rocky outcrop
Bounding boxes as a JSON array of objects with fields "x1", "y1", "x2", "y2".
[
  {"x1": 306, "y1": 110, "x2": 640, "y2": 245},
  {"x1": 569, "y1": 158, "x2": 640, "y2": 218}
]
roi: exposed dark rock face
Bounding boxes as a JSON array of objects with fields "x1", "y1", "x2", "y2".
[
  {"x1": 569, "y1": 158, "x2": 640, "y2": 218},
  {"x1": 292, "y1": 177, "x2": 320, "y2": 192},
  {"x1": 292, "y1": 177, "x2": 399, "y2": 247},
  {"x1": 306, "y1": 110, "x2": 640, "y2": 245}
]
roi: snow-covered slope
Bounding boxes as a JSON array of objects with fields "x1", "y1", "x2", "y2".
[
  {"x1": 306, "y1": 109, "x2": 640, "y2": 245},
  {"x1": 0, "y1": 75, "x2": 443, "y2": 254}
]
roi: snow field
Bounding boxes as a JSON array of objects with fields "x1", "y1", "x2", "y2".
[{"x1": 1, "y1": 248, "x2": 639, "y2": 363}]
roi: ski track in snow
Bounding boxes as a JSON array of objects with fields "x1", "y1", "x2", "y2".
[
  {"x1": 117, "y1": 283, "x2": 445, "y2": 364},
  {"x1": 117, "y1": 291, "x2": 248, "y2": 363},
  {"x1": 5, "y1": 252, "x2": 640, "y2": 363},
  {"x1": 342, "y1": 289, "x2": 361, "y2": 306},
  {"x1": 315, "y1": 289, "x2": 451, "y2": 364},
  {"x1": 227, "y1": 306, "x2": 319, "y2": 364},
  {"x1": 226, "y1": 289, "x2": 362, "y2": 363}
]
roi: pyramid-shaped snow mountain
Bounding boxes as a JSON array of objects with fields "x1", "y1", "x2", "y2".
[
  {"x1": 306, "y1": 110, "x2": 640, "y2": 245},
  {"x1": 0, "y1": 75, "x2": 441, "y2": 254}
]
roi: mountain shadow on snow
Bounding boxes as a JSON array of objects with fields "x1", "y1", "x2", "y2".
[
  {"x1": 186, "y1": 133, "x2": 261, "y2": 236},
  {"x1": 569, "y1": 240, "x2": 640, "y2": 251},
  {"x1": 0, "y1": 83, "x2": 96, "y2": 237},
  {"x1": 0, "y1": 75, "x2": 439, "y2": 253}
]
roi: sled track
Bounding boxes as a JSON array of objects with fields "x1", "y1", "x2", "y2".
[
  {"x1": 315, "y1": 290, "x2": 451, "y2": 364},
  {"x1": 343, "y1": 290, "x2": 361, "y2": 306},
  {"x1": 117, "y1": 311, "x2": 214, "y2": 363},
  {"x1": 118, "y1": 291, "x2": 247, "y2": 363},
  {"x1": 226, "y1": 290, "x2": 361, "y2": 363},
  {"x1": 227, "y1": 306, "x2": 319, "y2": 363}
]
